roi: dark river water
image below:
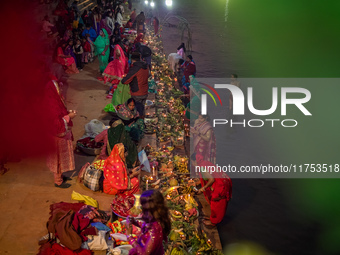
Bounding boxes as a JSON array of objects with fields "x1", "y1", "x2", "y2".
[{"x1": 147, "y1": 0, "x2": 340, "y2": 254}]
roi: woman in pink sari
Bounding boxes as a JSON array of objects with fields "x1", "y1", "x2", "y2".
[
  {"x1": 103, "y1": 44, "x2": 126, "y2": 85},
  {"x1": 191, "y1": 114, "x2": 216, "y2": 165},
  {"x1": 55, "y1": 41, "x2": 79, "y2": 74}
]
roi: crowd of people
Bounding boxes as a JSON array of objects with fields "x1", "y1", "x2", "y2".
[{"x1": 40, "y1": 0, "x2": 233, "y2": 253}]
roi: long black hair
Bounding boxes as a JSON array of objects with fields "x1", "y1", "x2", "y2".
[
  {"x1": 177, "y1": 42, "x2": 186, "y2": 53},
  {"x1": 140, "y1": 190, "x2": 171, "y2": 238}
]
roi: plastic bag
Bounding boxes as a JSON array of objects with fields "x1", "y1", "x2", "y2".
[
  {"x1": 104, "y1": 103, "x2": 116, "y2": 113},
  {"x1": 71, "y1": 191, "x2": 99, "y2": 208},
  {"x1": 84, "y1": 119, "x2": 106, "y2": 138},
  {"x1": 138, "y1": 150, "x2": 151, "y2": 172},
  {"x1": 87, "y1": 231, "x2": 108, "y2": 250}
]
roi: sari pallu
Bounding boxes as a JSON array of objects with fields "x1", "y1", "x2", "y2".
[
  {"x1": 56, "y1": 47, "x2": 79, "y2": 74},
  {"x1": 94, "y1": 28, "x2": 110, "y2": 73},
  {"x1": 196, "y1": 155, "x2": 232, "y2": 225},
  {"x1": 193, "y1": 121, "x2": 216, "y2": 165},
  {"x1": 103, "y1": 143, "x2": 139, "y2": 195},
  {"x1": 117, "y1": 103, "x2": 145, "y2": 141},
  {"x1": 103, "y1": 45, "x2": 126, "y2": 84},
  {"x1": 107, "y1": 120, "x2": 138, "y2": 168}
]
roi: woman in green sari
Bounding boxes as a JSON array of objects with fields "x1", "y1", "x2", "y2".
[
  {"x1": 185, "y1": 75, "x2": 201, "y2": 123},
  {"x1": 95, "y1": 118, "x2": 138, "y2": 168},
  {"x1": 92, "y1": 28, "x2": 110, "y2": 73},
  {"x1": 117, "y1": 98, "x2": 145, "y2": 142}
]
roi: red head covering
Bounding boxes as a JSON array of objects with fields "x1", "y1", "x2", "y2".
[{"x1": 104, "y1": 143, "x2": 129, "y2": 191}]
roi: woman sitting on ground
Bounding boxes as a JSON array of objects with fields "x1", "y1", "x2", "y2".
[
  {"x1": 117, "y1": 98, "x2": 145, "y2": 142},
  {"x1": 126, "y1": 189, "x2": 171, "y2": 255},
  {"x1": 103, "y1": 143, "x2": 140, "y2": 195},
  {"x1": 94, "y1": 117, "x2": 138, "y2": 168},
  {"x1": 54, "y1": 40, "x2": 79, "y2": 74}
]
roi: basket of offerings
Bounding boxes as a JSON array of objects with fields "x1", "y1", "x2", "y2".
[
  {"x1": 111, "y1": 194, "x2": 142, "y2": 219},
  {"x1": 76, "y1": 137, "x2": 103, "y2": 156}
]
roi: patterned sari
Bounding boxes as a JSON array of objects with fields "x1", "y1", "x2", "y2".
[
  {"x1": 45, "y1": 80, "x2": 75, "y2": 184},
  {"x1": 192, "y1": 120, "x2": 216, "y2": 165},
  {"x1": 102, "y1": 45, "x2": 126, "y2": 84},
  {"x1": 107, "y1": 120, "x2": 138, "y2": 168},
  {"x1": 117, "y1": 102, "x2": 145, "y2": 141},
  {"x1": 103, "y1": 143, "x2": 139, "y2": 195}
]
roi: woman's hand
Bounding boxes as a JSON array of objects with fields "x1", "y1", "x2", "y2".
[
  {"x1": 130, "y1": 169, "x2": 141, "y2": 178},
  {"x1": 125, "y1": 217, "x2": 133, "y2": 235},
  {"x1": 68, "y1": 110, "x2": 77, "y2": 119},
  {"x1": 197, "y1": 187, "x2": 205, "y2": 194},
  {"x1": 101, "y1": 51, "x2": 106, "y2": 56},
  {"x1": 190, "y1": 127, "x2": 198, "y2": 135}
]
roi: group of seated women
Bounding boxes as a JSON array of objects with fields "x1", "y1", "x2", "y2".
[{"x1": 94, "y1": 98, "x2": 144, "y2": 196}]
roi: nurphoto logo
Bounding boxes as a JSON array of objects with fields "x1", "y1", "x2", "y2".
[{"x1": 200, "y1": 85, "x2": 312, "y2": 128}]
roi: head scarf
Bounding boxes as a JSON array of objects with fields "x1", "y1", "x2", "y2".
[
  {"x1": 104, "y1": 143, "x2": 130, "y2": 191},
  {"x1": 117, "y1": 100, "x2": 139, "y2": 121},
  {"x1": 107, "y1": 119, "x2": 138, "y2": 168},
  {"x1": 94, "y1": 28, "x2": 109, "y2": 53}
]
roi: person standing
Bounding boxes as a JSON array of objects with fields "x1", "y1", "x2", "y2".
[
  {"x1": 82, "y1": 23, "x2": 97, "y2": 42},
  {"x1": 115, "y1": 8, "x2": 123, "y2": 27},
  {"x1": 73, "y1": 39, "x2": 84, "y2": 71},
  {"x1": 45, "y1": 79, "x2": 77, "y2": 188},
  {"x1": 190, "y1": 113, "x2": 216, "y2": 164},
  {"x1": 121, "y1": 52, "x2": 149, "y2": 118},
  {"x1": 229, "y1": 74, "x2": 240, "y2": 111},
  {"x1": 92, "y1": 28, "x2": 110, "y2": 73},
  {"x1": 130, "y1": 8, "x2": 137, "y2": 23},
  {"x1": 181, "y1": 55, "x2": 196, "y2": 92},
  {"x1": 135, "y1": 42, "x2": 152, "y2": 71}
]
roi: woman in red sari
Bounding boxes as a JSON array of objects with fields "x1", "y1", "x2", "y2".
[
  {"x1": 126, "y1": 190, "x2": 171, "y2": 255},
  {"x1": 45, "y1": 78, "x2": 77, "y2": 188},
  {"x1": 103, "y1": 143, "x2": 140, "y2": 195},
  {"x1": 55, "y1": 41, "x2": 79, "y2": 74},
  {"x1": 190, "y1": 114, "x2": 216, "y2": 165},
  {"x1": 191, "y1": 153, "x2": 232, "y2": 226},
  {"x1": 103, "y1": 44, "x2": 125, "y2": 85}
]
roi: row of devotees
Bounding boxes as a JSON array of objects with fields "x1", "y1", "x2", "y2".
[{"x1": 40, "y1": 0, "x2": 232, "y2": 254}]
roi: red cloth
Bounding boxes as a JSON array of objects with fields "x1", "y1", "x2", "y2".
[
  {"x1": 44, "y1": 80, "x2": 73, "y2": 138},
  {"x1": 153, "y1": 18, "x2": 159, "y2": 35},
  {"x1": 182, "y1": 60, "x2": 196, "y2": 83},
  {"x1": 196, "y1": 155, "x2": 232, "y2": 225},
  {"x1": 133, "y1": 33, "x2": 143, "y2": 45},
  {"x1": 72, "y1": 212, "x2": 97, "y2": 242},
  {"x1": 50, "y1": 243, "x2": 92, "y2": 255},
  {"x1": 103, "y1": 143, "x2": 139, "y2": 195},
  {"x1": 83, "y1": 41, "x2": 91, "y2": 53},
  {"x1": 130, "y1": 11, "x2": 136, "y2": 22}
]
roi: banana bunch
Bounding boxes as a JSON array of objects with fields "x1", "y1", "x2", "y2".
[
  {"x1": 182, "y1": 186, "x2": 193, "y2": 194},
  {"x1": 185, "y1": 194, "x2": 198, "y2": 206},
  {"x1": 185, "y1": 203, "x2": 193, "y2": 211},
  {"x1": 171, "y1": 247, "x2": 184, "y2": 255}
]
